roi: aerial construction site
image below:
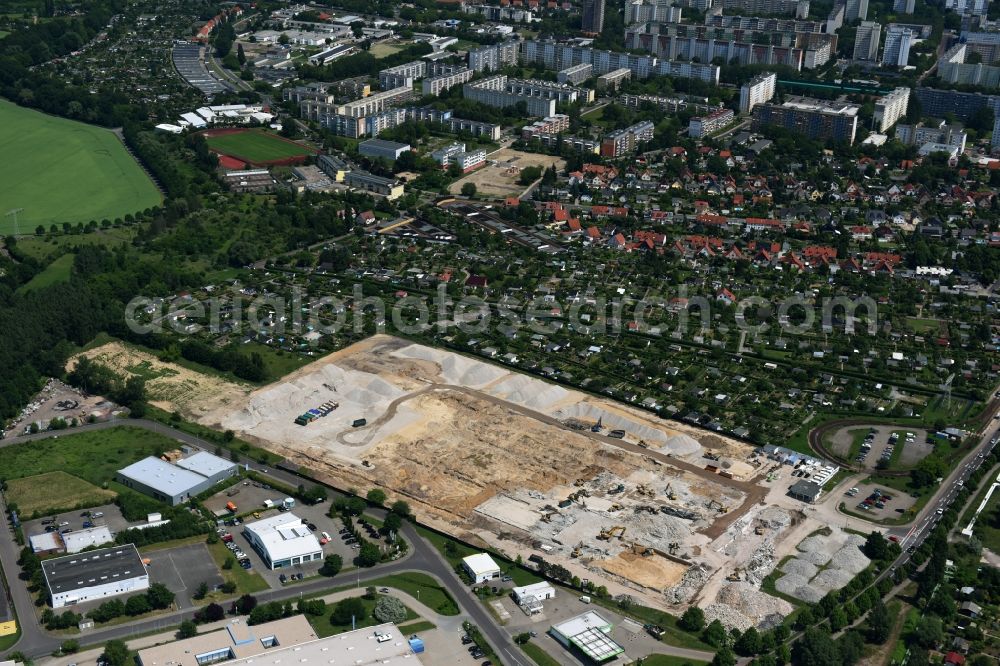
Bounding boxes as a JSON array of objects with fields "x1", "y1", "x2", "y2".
[{"x1": 77, "y1": 335, "x2": 866, "y2": 629}]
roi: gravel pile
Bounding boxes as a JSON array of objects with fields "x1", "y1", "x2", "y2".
[
  {"x1": 780, "y1": 558, "x2": 818, "y2": 580},
  {"x1": 775, "y1": 574, "x2": 824, "y2": 603},
  {"x1": 664, "y1": 562, "x2": 712, "y2": 604},
  {"x1": 758, "y1": 506, "x2": 793, "y2": 529},
  {"x1": 812, "y1": 568, "x2": 854, "y2": 594},
  {"x1": 708, "y1": 582, "x2": 794, "y2": 630},
  {"x1": 832, "y1": 541, "x2": 871, "y2": 575},
  {"x1": 744, "y1": 542, "x2": 776, "y2": 586}
]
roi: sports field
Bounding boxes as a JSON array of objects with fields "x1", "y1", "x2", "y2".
[
  {"x1": 6, "y1": 471, "x2": 117, "y2": 516},
  {"x1": 0, "y1": 100, "x2": 162, "y2": 233},
  {"x1": 204, "y1": 129, "x2": 315, "y2": 164}
]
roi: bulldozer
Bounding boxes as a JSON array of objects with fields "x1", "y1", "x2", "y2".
[
  {"x1": 571, "y1": 544, "x2": 583, "y2": 558},
  {"x1": 636, "y1": 484, "x2": 655, "y2": 497},
  {"x1": 726, "y1": 568, "x2": 743, "y2": 582}
]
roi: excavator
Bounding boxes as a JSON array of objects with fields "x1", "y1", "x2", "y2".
[{"x1": 598, "y1": 525, "x2": 626, "y2": 541}]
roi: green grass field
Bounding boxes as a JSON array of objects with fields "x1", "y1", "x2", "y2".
[
  {"x1": 205, "y1": 130, "x2": 313, "y2": 163},
  {"x1": 521, "y1": 642, "x2": 563, "y2": 666},
  {"x1": 16, "y1": 252, "x2": 74, "y2": 293},
  {"x1": 0, "y1": 99, "x2": 161, "y2": 232},
  {"x1": 0, "y1": 426, "x2": 182, "y2": 485},
  {"x1": 5, "y1": 471, "x2": 117, "y2": 516}
]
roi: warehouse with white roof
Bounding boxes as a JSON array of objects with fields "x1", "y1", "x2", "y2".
[
  {"x1": 117, "y1": 451, "x2": 237, "y2": 505},
  {"x1": 461, "y1": 553, "x2": 501, "y2": 583},
  {"x1": 243, "y1": 514, "x2": 323, "y2": 569}
]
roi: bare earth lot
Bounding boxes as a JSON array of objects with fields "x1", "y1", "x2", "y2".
[{"x1": 449, "y1": 148, "x2": 565, "y2": 198}]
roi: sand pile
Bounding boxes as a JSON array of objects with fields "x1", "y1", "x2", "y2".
[
  {"x1": 391, "y1": 344, "x2": 506, "y2": 387},
  {"x1": 488, "y1": 374, "x2": 570, "y2": 411},
  {"x1": 553, "y1": 403, "x2": 702, "y2": 456},
  {"x1": 662, "y1": 434, "x2": 703, "y2": 457}
]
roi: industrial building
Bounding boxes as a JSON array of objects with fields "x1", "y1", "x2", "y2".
[
  {"x1": 511, "y1": 581, "x2": 556, "y2": 614},
  {"x1": 558, "y1": 63, "x2": 594, "y2": 85},
  {"x1": 243, "y1": 513, "x2": 324, "y2": 570},
  {"x1": 873, "y1": 87, "x2": 909, "y2": 132},
  {"x1": 42, "y1": 544, "x2": 149, "y2": 609},
  {"x1": 461, "y1": 553, "x2": 501, "y2": 583},
  {"x1": 307, "y1": 44, "x2": 356, "y2": 66},
  {"x1": 345, "y1": 170, "x2": 406, "y2": 200},
  {"x1": 788, "y1": 480, "x2": 822, "y2": 503},
  {"x1": 853, "y1": 21, "x2": 881, "y2": 62},
  {"x1": 137, "y1": 616, "x2": 318, "y2": 666},
  {"x1": 689, "y1": 108, "x2": 735, "y2": 138},
  {"x1": 739, "y1": 72, "x2": 776, "y2": 114},
  {"x1": 62, "y1": 526, "x2": 115, "y2": 554},
  {"x1": 752, "y1": 97, "x2": 860, "y2": 144},
  {"x1": 117, "y1": 452, "x2": 237, "y2": 506},
  {"x1": 358, "y1": 139, "x2": 412, "y2": 161},
  {"x1": 550, "y1": 611, "x2": 625, "y2": 663}
]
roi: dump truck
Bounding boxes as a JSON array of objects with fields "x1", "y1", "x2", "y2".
[
  {"x1": 352, "y1": 418, "x2": 367, "y2": 428},
  {"x1": 226, "y1": 501, "x2": 238, "y2": 513}
]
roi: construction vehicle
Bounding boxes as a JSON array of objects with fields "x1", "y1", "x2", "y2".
[
  {"x1": 665, "y1": 484, "x2": 677, "y2": 500},
  {"x1": 571, "y1": 544, "x2": 582, "y2": 558},
  {"x1": 598, "y1": 525, "x2": 626, "y2": 541},
  {"x1": 727, "y1": 568, "x2": 743, "y2": 582},
  {"x1": 574, "y1": 478, "x2": 586, "y2": 487},
  {"x1": 707, "y1": 499, "x2": 728, "y2": 514},
  {"x1": 754, "y1": 526, "x2": 766, "y2": 535},
  {"x1": 667, "y1": 542, "x2": 679, "y2": 555},
  {"x1": 609, "y1": 483, "x2": 625, "y2": 494},
  {"x1": 609, "y1": 503, "x2": 624, "y2": 511},
  {"x1": 637, "y1": 439, "x2": 649, "y2": 449},
  {"x1": 636, "y1": 484, "x2": 654, "y2": 497},
  {"x1": 591, "y1": 417, "x2": 604, "y2": 433}
]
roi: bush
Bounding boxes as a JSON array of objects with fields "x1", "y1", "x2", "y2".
[
  {"x1": 331, "y1": 597, "x2": 367, "y2": 626},
  {"x1": 320, "y1": 554, "x2": 343, "y2": 577},
  {"x1": 373, "y1": 596, "x2": 407, "y2": 624},
  {"x1": 61, "y1": 640, "x2": 80, "y2": 654},
  {"x1": 679, "y1": 606, "x2": 705, "y2": 632},
  {"x1": 178, "y1": 620, "x2": 198, "y2": 639}
]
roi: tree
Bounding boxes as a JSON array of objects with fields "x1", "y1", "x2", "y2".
[
  {"x1": 61, "y1": 639, "x2": 80, "y2": 654},
  {"x1": 461, "y1": 182, "x2": 477, "y2": 197},
  {"x1": 178, "y1": 620, "x2": 198, "y2": 639},
  {"x1": 147, "y1": 583, "x2": 175, "y2": 609},
  {"x1": 703, "y1": 619, "x2": 727, "y2": 647},
  {"x1": 373, "y1": 595, "x2": 407, "y2": 623},
  {"x1": 391, "y1": 500, "x2": 411, "y2": 518},
  {"x1": 712, "y1": 645, "x2": 736, "y2": 666},
  {"x1": 679, "y1": 606, "x2": 706, "y2": 632},
  {"x1": 126, "y1": 594, "x2": 151, "y2": 616},
  {"x1": 866, "y1": 600, "x2": 891, "y2": 644},
  {"x1": 357, "y1": 541, "x2": 381, "y2": 567},
  {"x1": 514, "y1": 632, "x2": 531, "y2": 644},
  {"x1": 237, "y1": 43, "x2": 246, "y2": 66},
  {"x1": 366, "y1": 488, "x2": 387, "y2": 505},
  {"x1": 911, "y1": 616, "x2": 943, "y2": 649},
  {"x1": 735, "y1": 627, "x2": 761, "y2": 656},
  {"x1": 194, "y1": 581, "x2": 209, "y2": 600},
  {"x1": 331, "y1": 597, "x2": 367, "y2": 626},
  {"x1": 101, "y1": 640, "x2": 132, "y2": 666},
  {"x1": 197, "y1": 603, "x2": 226, "y2": 623},
  {"x1": 863, "y1": 532, "x2": 890, "y2": 561},
  {"x1": 320, "y1": 553, "x2": 343, "y2": 577},
  {"x1": 236, "y1": 594, "x2": 258, "y2": 615},
  {"x1": 792, "y1": 627, "x2": 840, "y2": 666}
]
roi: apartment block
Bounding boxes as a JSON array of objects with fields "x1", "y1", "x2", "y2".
[
  {"x1": 338, "y1": 86, "x2": 415, "y2": 117},
  {"x1": 597, "y1": 68, "x2": 632, "y2": 90},
  {"x1": 739, "y1": 72, "x2": 776, "y2": 114},
  {"x1": 447, "y1": 117, "x2": 502, "y2": 140},
  {"x1": 463, "y1": 76, "x2": 558, "y2": 117},
  {"x1": 626, "y1": 0, "x2": 683, "y2": 24},
  {"x1": 881, "y1": 24, "x2": 913, "y2": 67},
  {"x1": 519, "y1": 40, "x2": 656, "y2": 78},
  {"x1": 689, "y1": 108, "x2": 735, "y2": 137},
  {"x1": 422, "y1": 67, "x2": 474, "y2": 95},
  {"x1": 600, "y1": 120, "x2": 654, "y2": 157},
  {"x1": 938, "y1": 44, "x2": 1000, "y2": 87},
  {"x1": 720, "y1": 0, "x2": 810, "y2": 17},
  {"x1": 914, "y1": 86, "x2": 1000, "y2": 122},
  {"x1": 894, "y1": 120, "x2": 968, "y2": 152},
  {"x1": 873, "y1": 87, "x2": 910, "y2": 132},
  {"x1": 853, "y1": 21, "x2": 881, "y2": 62},
  {"x1": 283, "y1": 84, "x2": 335, "y2": 105},
  {"x1": 657, "y1": 59, "x2": 721, "y2": 84},
  {"x1": 558, "y1": 63, "x2": 594, "y2": 85},
  {"x1": 379, "y1": 61, "x2": 426, "y2": 90},
  {"x1": 582, "y1": 0, "x2": 605, "y2": 33},
  {"x1": 845, "y1": 0, "x2": 868, "y2": 21},
  {"x1": 752, "y1": 97, "x2": 860, "y2": 144},
  {"x1": 522, "y1": 114, "x2": 571, "y2": 138},
  {"x1": 468, "y1": 41, "x2": 520, "y2": 72},
  {"x1": 532, "y1": 133, "x2": 600, "y2": 153},
  {"x1": 430, "y1": 142, "x2": 487, "y2": 172},
  {"x1": 620, "y1": 92, "x2": 721, "y2": 115}
]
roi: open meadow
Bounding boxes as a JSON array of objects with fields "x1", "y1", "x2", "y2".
[
  {"x1": 0, "y1": 99, "x2": 161, "y2": 232},
  {"x1": 5, "y1": 471, "x2": 116, "y2": 516}
]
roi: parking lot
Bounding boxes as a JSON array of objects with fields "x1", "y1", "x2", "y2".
[
  {"x1": 848, "y1": 426, "x2": 931, "y2": 470},
  {"x1": 21, "y1": 502, "x2": 131, "y2": 548},
  {"x1": 213, "y1": 494, "x2": 375, "y2": 588},
  {"x1": 845, "y1": 481, "x2": 917, "y2": 520},
  {"x1": 142, "y1": 543, "x2": 224, "y2": 608}
]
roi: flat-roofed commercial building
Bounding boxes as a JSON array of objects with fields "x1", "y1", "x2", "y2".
[
  {"x1": 142, "y1": 622, "x2": 422, "y2": 666},
  {"x1": 138, "y1": 616, "x2": 317, "y2": 666},
  {"x1": 117, "y1": 457, "x2": 214, "y2": 506},
  {"x1": 550, "y1": 611, "x2": 624, "y2": 663},
  {"x1": 42, "y1": 544, "x2": 149, "y2": 609},
  {"x1": 175, "y1": 451, "x2": 238, "y2": 485},
  {"x1": 359, "y1": 138, "x2": 412, "y2": 161},
  {"x1": 243, "y1": 514, "x2": 324, "y2": 570}
]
